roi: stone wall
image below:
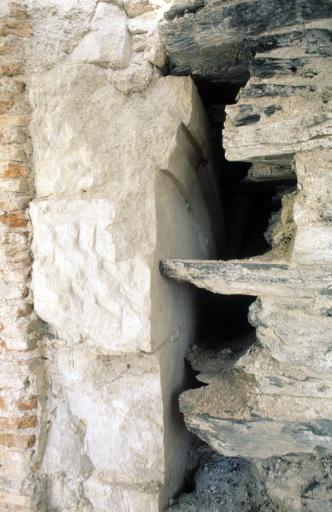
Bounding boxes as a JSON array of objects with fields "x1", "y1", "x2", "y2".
[
  {"x1": 0, "y1": 0, "x2": 219, "y2": 510},
  {"x1": 161, "y1": 0, "x2": 332, "y2": 509},
  {"x1": 2, "y1": 1, "x2": 330, "y2": 510},
  {"x1": 0, "y1": 2, "x2": 43, "y2": 510}
]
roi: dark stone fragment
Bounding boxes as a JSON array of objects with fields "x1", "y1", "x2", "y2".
[
  {"x1": 162, "y1": 0, "x2": 332, "y2": 84},
  {"x1": 164, "y1": 0, "x2": 205, "y2": 21},
  {"x1": 255, "y1": 29, "x2": 332, "y2": 57},
  {"x1": 250, "y1": 58, "x2": 307, "y2": 78},
  {"x1": 234, "y1": 114, "x2": 261, "y2": 126},
  {"x1": 264, "y1": 105, "x2": 283, "y2": 116},
  {"x1": 242, "y1": 84, "x2": 309, "y2": 98}
]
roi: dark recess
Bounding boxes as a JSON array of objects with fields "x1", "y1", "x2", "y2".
[{"x1": 193, "y1": 80, "x2": 288, "y2": 348}]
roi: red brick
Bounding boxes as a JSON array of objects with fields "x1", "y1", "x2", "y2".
[
  {"x1": 0, "y1": 114, "x2": 28, "y2": 126},
  {"x1": 0, "y1": 64, "x2": 21, "y2": 77},
  {"x1": 1, "y1": 163, "x2": 29, "y2": 178},
  {"x1": 16, "y1": 397, "x2": 37, "y2": 411},
  {"x1": 0, "y1": 212, "x2": 27, "y2": 228},
  {"x1": 6, "y1": 20, "x2": 32, "y2": 38},
  {"x1": 0, "y1": 22, "x2": 9, "y2": 37},
  {"x1": 0, "y1": 416, "x2": 36, "y2": 430},
  {"x1": 0, "y1": 99, "x2": 14, "y2": 113},
  {"x1": 17, "y1": 416, "x2": 37, "y2": 430},
  {"x1": 0, "y1": 433, "x2": 35, "y2": 448}
]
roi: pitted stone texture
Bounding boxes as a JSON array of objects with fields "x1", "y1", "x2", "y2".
[
  {"x1": 43, "y1": 348, "x2": 164, "y2": 486},
  {"x1": 72, "y1": 2, "x2": 131, "y2": 67},
  {"x1": 42, "y1": 400, "x2": 92, "y2": 479},
  {"x1": 30, "y1": 199, "x2": 152, "y2": 352},
  {"x1": 25, "y1": 0, "x2": 97, "y2": 72},
  {"x1": 292, "y1": 149, "x2": 332, "y2": 264},
  {"x1": 30, "y1": 74, "x2": 215, "y2": 354},
  {"x1": 30, "y1": 68, "x2": 209, "y2": 198},
  {"x1": 83, "y1": 474, "x2": 159, "y2": 512}
]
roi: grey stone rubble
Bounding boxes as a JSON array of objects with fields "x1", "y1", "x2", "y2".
[{"x1": 167, "y1": 437, "x2": 332, "y2": 511}]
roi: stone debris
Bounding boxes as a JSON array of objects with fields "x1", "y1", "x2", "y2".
[{"x1": 167, "y1": 439, "x2": 332, "y2": 512}]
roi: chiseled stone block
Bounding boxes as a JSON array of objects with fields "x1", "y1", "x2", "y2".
[
  {"x1": 72, "y1": 2, "x2": 131, "y2": 68},
  {"x1": 83, "y1": 473, "x2": 159, "y2": 512},
  {"x1": 43, "y1": 349, "x2": 164, "y2": 485},
  {"x1": 30, "y1": 198, "x2": 152, "y2": 352}
]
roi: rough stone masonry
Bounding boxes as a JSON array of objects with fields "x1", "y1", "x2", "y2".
[
  {"x1": 1, "y1": 0, "x2": 217, "y2": 510},
  {"x1": 161, "y1": 0, "x2": 332, "y2": 510},
  {"x1": 0, "y1": 0, "x2": 331, "y2": 511}
]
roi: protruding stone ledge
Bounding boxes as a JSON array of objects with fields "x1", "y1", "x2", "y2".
[
  {"x1": 160, "y1": 259, "x2": 332, "y2": 299},
  {"x1": 183, "y1": 413, "x2": 332, "y2": 459}
]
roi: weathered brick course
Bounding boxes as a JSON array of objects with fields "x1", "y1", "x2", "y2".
[{"x1": 0, "y1": 3, "x2": 38, "y2": 510}]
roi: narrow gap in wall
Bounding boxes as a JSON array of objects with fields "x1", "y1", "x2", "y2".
[
  {"x1": 164, "y1": 70, "x2": 298, "y2": 504},
  {"x1": 196, "y1": 80, "x2": 296, "y2": 261},
  {"x1": 195, "y1": 290, "x2": 255, "y2": 351},
  {"x1": 193, "y1": 79, "x2": 297, "y2": 353},
  {"x1": 194, "y1": 80, "x2": 254, "y2": 353}
]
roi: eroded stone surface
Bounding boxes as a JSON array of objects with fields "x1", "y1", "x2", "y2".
[
  {"x1": 30, "y1": 199, "x2": 152, "y2": 353},
  {"x1": 162, "y1": 0, "x2": 332, "y2": 506},
  {"x1": 72, "y1": 3, "x2": 131, "y2": 67},
  {"x1": 43, "y1": 348, "x2": 164, "y2": 485},
  {"x1": 24, "y1": 1, "x2": 219, "y2": 509}
]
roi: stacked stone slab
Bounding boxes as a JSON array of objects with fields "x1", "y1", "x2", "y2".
[{"x1": 161, "y1": 0, "x2": 332, "y2": 507}]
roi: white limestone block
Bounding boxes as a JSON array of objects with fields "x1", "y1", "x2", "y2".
[
  {"x1": 72, "y1": 3, "x2": 131, "y2": 67},
  {"x1": 30, "y1": 66, "x2": 211, "y2": 198},
  {"x1": 83, "y1": 473, "x2": 159, "y2": 511},
  {"x1": 42, "y1": 401, "x2": 92, "y2": 478},
  {"x1": 47, "y1": 349, "x2": 164, "y2": 485},
  {"x1": 30, "y1": 199, "x2": 152, "y2": 352},
  {"x1": 293, "y1": 224, "x2": 332, "y2": 264}
]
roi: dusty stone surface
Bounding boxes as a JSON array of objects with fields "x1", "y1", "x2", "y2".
[
  {"x1": 162, "y1": 0, "x2": 332, "y2": 508},
  {"x1": 41, "y1": 347, "x2": 164, "y2": 510},
  {"x1": 19, "y1": 0, "x2": 220, "y2": 509},
  {"x1": 72, "y1": 3, "x2": 131, "y2": 67},
  {"x1": 167, "y1": 439, "x2": 332, "y2": 512},
  {"x1": 0, "y1": 2, "x2": 44, "y2": 510},
  {"x1": 168, "y1": 456, "x2": 277, "y2": 512}
]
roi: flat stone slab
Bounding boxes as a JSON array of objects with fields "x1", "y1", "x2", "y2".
[
  {"x1": 183, "y1": 413, "x2": 332, "y2": 459},
  {"x1": 160, "y1": 259, "x2": 332, "y2": 299},
  {"x1": 161, "y1": 0, "x2": 332, "y2": 84}
]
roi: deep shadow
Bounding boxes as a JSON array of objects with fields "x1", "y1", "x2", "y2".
[
  {"x1": 196, "y1": 290, "x2": 255, "y2": 348},
  {"x1": 196, "y1": 81, "x2": 292, "y2": 261},
  {"x1": 193, "y1": 81, "x2": 294, "y2": 350}
]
